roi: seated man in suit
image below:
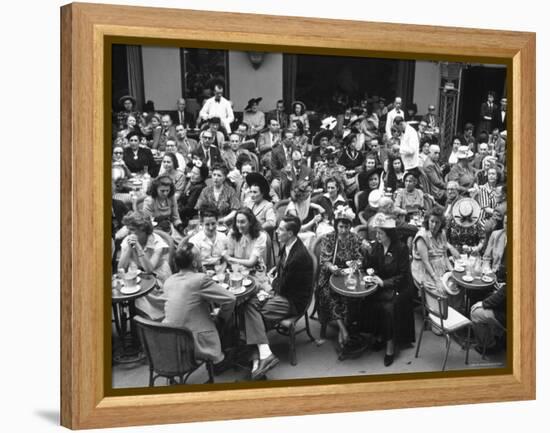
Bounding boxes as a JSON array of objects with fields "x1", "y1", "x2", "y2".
[
  {"x1": 242, "y1": 215, "x2": 314, "y2": 379},
  {"x1": 162, "y1": 243, "x2": 236, "y2": 365},
  {"x1": 192, "y1": 130, "x2": 224, "y2": 170},
  {"x1": 171, "y1": 97, "x2": 196, "y2": 129}
]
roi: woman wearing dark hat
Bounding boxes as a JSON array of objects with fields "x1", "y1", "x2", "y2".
[
  {"x1": 357, "y1": 166, "x2": 384, "y2": 205},
  {"x1": 116, "y1": 95, "x2": 139, "y2": 132},
  {"x1": 394, "y1": 171, "x2": 425, "y2": 216},
  {"x1": 245, "y1": 173, "x2": 276, "y2": 231},
  {"x1": 317, "y1": 205, "x2": 363, "y2": 350},
  {"x1": 290, "y1": 101, "x2": 309, "y2": 134},
  {"x1": 177, "y1": 161, "x2": 208, "y2": 226},
  {"x1": 361, "y1": 213, "x2": 415, "y2": 367},
  {"x1": 310, "y1": 129, "x2": 334, "y2": 166},
  {"x1": 338, "y1": 133, "x2": 365, "y2": 171},
  {"x1": 242, "y1": 97, "x2": 265, "y2": 137}
]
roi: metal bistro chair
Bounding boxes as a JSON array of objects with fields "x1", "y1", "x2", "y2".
[
  {"x1": 415, "y1": 281, "x2": 472, "y2": 371},
  {"x1": 308, "y1": 233, "x2": 325, "y2": 321},
  {"x1": 271, "y1": 253, "x2": 317, "y2": 366},
  {"x1": 134, "y1": 316, "x2": 214, "y2": 386}
]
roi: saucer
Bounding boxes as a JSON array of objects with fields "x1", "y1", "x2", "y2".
[
  {"x1": 454, "y1": 266, "x2": 465, "y2": 272},
  {"x1": 462, "y1": 275, "x2": 474, "y2": 283},
  {"x1": 120, "y1": 284, "x2": 141, "y2": 295},
  {"x1": 481, "y1": 275, "x2": 494, "y2": 283},
  {"x1": 229, "y1": 287, "x2": 246, "y2": 295},
  {"x1": 243, "y1": 278, "x2": 253, "y2": 286}
]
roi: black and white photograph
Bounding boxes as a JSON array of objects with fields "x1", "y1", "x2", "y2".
[{"x1": 110, "y1": 44, "x2": 508, "y2": 388}]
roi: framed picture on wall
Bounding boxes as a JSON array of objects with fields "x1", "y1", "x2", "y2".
[{"x1": 61, "y1": 3, "x2": 535, "y2": 429}]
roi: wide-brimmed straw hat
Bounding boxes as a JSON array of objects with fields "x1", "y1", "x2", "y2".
[
  {"x1": 371, "y1": 212, "x2": 396, "y2": 229},
  {"x1": 451, "y1": 198, "x2": 481, "y2": 228},
  {"x1": 244, "y1": 97, "x2": 262, "y2": 111},
  {"x1": 442, "y1": 271, "x2": 460, "y2": 296},
  {"x1": 368, "y1": 190, "x2": 383, "y2": 209},
  {"x1": 118, "y1": 95, "x2": 136, "y2": 107},
  {"x1": 291, "y1": 100, "x2": 307, "y2": 113}
]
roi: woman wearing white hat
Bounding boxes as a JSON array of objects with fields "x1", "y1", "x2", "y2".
[
  {"x1": 447, "y1": 145, "x2": 477, "y2": 191},
  {"x1": 447, "y1": 197, "x2": 485, "y2": 255},
  {"x1": 317, "y1": 205, "x2": 363, "y2": 350}
]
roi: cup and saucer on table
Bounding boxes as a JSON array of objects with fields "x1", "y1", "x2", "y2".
[{"x1": 119, "y1": 270, "x2": 142, "y2": 295}]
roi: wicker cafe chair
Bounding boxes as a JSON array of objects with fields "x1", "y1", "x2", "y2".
[
  {"x1": 415, "y1": 281, "x2": 472, "y2": 371},
  {"x1": 134, "y1": 316, "x2": 214, "y2": 386},
  {"x1": 271, "y1": 253, "x2": 317, "y2": 366}
]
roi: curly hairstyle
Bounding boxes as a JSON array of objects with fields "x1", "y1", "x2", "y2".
[
  {"x1": 162, "y1": 152, "x2": 179, "y2": 170},
  {"x1": 230, "y1": 207, "x2": 262, "y2": 241},
  {"x1": 122, "y1": 210, "x2": 153, "y2": 235},
  {"x1": 422, "y1": 206, "x2": 446, "y2": 236},
  {"x1": 149, "y1": 175, "x2": 175, "y2": 198},
  {"x1": 291, "y1": 119, "x2": 305, "y2": 136}
]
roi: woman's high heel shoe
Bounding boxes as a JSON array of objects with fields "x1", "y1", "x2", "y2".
[{"x1": 384, "y1": 353, "x2": 394, "y2": 367}]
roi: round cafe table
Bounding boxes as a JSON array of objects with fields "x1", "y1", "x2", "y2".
[
  {"x1": 329, "y1": 271, "x2": 378, "y2": 298},
  {"x1": 451, "y1": 269, "x2": 497, "y2": 315},
  {"x1": 111, "y1": 273, "x2": 157, "y2": 364}
]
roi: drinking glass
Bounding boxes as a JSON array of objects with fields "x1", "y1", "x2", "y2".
[{"x1": 345, "y1": 274, "x2": 357, "y2": 291}]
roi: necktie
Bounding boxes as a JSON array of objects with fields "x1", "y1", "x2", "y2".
[{"x1": 179, "y1": 111, "x2": 184, "y2": 124}]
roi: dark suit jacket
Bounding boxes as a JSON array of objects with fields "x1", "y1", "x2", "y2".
[
  {"x1": 478, "y1": 102, "x2": 499, "y2": 133},
  {"x1": 266, "y1": 109, "x2": 289, "y2": 130},
  {"x1": 482, "y1": 283, "x2": 506, "y2": 327},
  {"x1": 273, "y1": 238, "x2": 314, "y2": 314},
  {"x1": 192, "y1": 145, "x2": 223, "y2": 168},
  {"x1": 423, "y1": 157, "x2": 446, "y2": 201},
  {"x1": 123, "y1": 147, "x2": 156, "y2": 174},
  {"x1": 257, "y1": 130, "x2": 281, "y2": 155},
  {"x1": 168, "y1": 110, "x2": 197, "y2": 129},
  {"x1": 494, "y1": 110, "x2": 507, "y2": 131},
  {"x1": 271, "y1": 144, "x2": 294, "y2": 179}
]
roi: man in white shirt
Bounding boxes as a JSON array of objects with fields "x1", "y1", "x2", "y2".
[
  {"x1": 395, "y1": 116, "x2": 419, "y2": 171},
  {"x1": 199, "y1": 83, "x2": 234, "y2": 133},
  {"x1": 385, "y1": 97, "x2": 406, "y2": 139}
]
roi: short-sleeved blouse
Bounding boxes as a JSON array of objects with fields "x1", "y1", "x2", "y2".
[{"x1": 227, "y1": 231, "x2": 267, "y2": 268}]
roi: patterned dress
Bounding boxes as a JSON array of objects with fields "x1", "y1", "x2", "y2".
[{"x1": 317, "y1": 232, "x2": 363, "y2": 326}]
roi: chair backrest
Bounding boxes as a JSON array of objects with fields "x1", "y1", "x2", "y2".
[
  {"x1": 134, "y1": 316, "x2": 199, "y2": 378},
  {"x1": 299, "y1": 252, "x2": 318, "y2": 317},
  {"x1": 154, "y1": 229, "x2": 176, "y2": 272},
  {"x1": 274, "y1": 198, "x2": 290, "y2": 225},
  {"x1": 354, "y1": 190, "x2": 368, "y2": 212},
  {"x1": 311, "y1": 234, "x2": 325, "y2": 284},
  {"x1": 421, "y1": 281, "x2": 449, "y2": 322},
  {"x1": 264, "y1": 230, "x2": 273, "y2": 270}
]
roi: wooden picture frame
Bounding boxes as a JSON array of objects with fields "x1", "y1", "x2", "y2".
[{"x1": 61, "y1": 2, "x2": 535, "y2": 429}]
